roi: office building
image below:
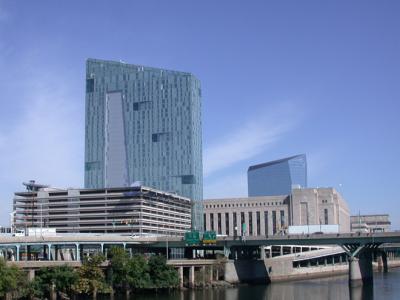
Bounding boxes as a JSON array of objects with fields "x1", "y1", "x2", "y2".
[
  {"x1": 350, "y1": 214, "x2": 391, "y2": 233},
  {"x1": 204, "y1": 195, "x2": 289, "y2": 236},
  {"x1": 13, "y1": 184, "x2": 191, "y2": 236},
  {"x1": 291, "y1": 187, "x2": 350, "y2": 233},
  {"x1": 203, "y1": 187, "x2": 350, "y2": 236},
  {"x1": 248, "y1": 154, "x2": 307, "y2": 197},
  {"x1": 84, "y1": 59, "x2": 203, "y2": 230}
]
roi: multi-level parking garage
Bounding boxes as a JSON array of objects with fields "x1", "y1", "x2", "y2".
[{"x1": 13, "y1": 185, "x2": 191, "y2": 236}]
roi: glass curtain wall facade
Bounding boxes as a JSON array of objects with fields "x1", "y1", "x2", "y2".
[
  {"x1": 84, "y1": 59, "x2": 203, "y2": 230},
  {"x1": 247, "y1": 154, "x2": 307, "y2": 197}
]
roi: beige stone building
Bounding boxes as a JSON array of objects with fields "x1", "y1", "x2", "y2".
[
  {"x1": 291, "y1": 187, "x2": 350, "y2": 233},
  {"x1": 203, "y1": 187, "x2": 350, "y2": 236},
  {"x1": 350, "y1": 214, "x2": 391, "y2": 233}
]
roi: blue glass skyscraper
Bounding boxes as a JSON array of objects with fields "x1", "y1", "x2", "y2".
[
  {"x1": 84, "y1": 59, "x2": 203, "y2": 230},
  {"x1": 248, "y1": 154, "x2": 307, "y2": 197}
]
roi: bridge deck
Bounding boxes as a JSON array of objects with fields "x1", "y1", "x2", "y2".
[{"x1": 0, "y1": 232, "x2": 399, "y2": 248}]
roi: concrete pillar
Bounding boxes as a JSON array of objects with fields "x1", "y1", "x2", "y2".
[
  {"x1": 47, "y1": 244, "x2": 52, "y2": 261},
  {"x1": 348, "y1": 254, "x2": 373, "y2": 286},
  {"x1": 28, "y1": 269, "x2": 35, "y2": 281},
  {"x1": 260, "y1": 247, "x2": 266, "y2": 259},
  {"x1": 202, "y1": 266, "x2": 206, "y2": 286},
  {"x1": 178, "y1": 266, "x2": 183, "y2": 288},
  {"x1": 101, "y1": 243, "x2": 104, "y2": 255},
  {"x1": 209, "y1": 265, "x2": 213, "y2": 282},
  {"x1": 50, "y1": 283, "x2": 57, "y2": 300},
  {"x1": 229, "y1": 212, "x2": 234, "y2": 237},
  {"x1": 280, "y1": 246, "x2": 283, "y2": 256},
  {"x1": 215, "y1": 267, "x2": 219, "y2": 281},
  {"x1": 75, "y1": 244, "x2": 80, "y2": 261},
  {"x1": 223, "y1": 246, "x2": 231, "y2": 258},
  {"x1": 377, "y1": 254, "x2": 383, "y2": 272},
  {"x1": 16, "y1": 245, "x2": 20, "y2": 261},
  {"x1": 189, "y1": 266, "x2": 195, "y2": 288},
  {"x1": 244, "y1": 212, "x2": 249, "y2": 237},
  {"x1": 221, "y1": 213, "x2": 226, "y2": 235},
  {"x1": 382, "y1": 252, "x2": 388, "y2": 273}
]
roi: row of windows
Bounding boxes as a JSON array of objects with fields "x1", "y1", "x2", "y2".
[
  {"x1": 205, "y1": 201, "x2": 283, "y2": 209},
  {"x1": 205, "y1": 210, "x2": 286, "y2": 236}
]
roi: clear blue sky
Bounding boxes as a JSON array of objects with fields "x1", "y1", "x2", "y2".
[{"x1": 0, "y1": 1, "x2": 399, "y2": 228}]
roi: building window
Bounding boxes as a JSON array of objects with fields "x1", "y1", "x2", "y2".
[
  {"x1": 256, "y1": 211, "x2": 261, "y2": 236},
  {"x1": 241, "y1": 212, "x2": 245, "y2": 235},
  {"x1": 225, "y1": 213, "x2": 229, "y2": 236},
  {"x1": 217, "y1": 213, "x2": 222, "y2": 234},
  {"x1": 181, "y1": 175, "x2": 196, "y2": 184},
  {"x1": 203, "y1": 213, "x2": 206, "y2": 231},
  {"x1": 86, "y1": 78, "x2": 94, "y2": 93},
  {"x1": 233, "y1": 212, "x2": 237, "y2": 237},
  {"x1": 249, "y1": 212, "x2": 253, "y2": 235},
  {"x1": 264, "y1": 211, "x2": 269, "y2": 236},
  {"x1": 272, "y1": 211, "x2": 277, "y2": 235},
  {"x1": 210, "y1": 213, "x2": 214, "y2": 231},
  {"x1": 324, "y1": 209, "x2": 328, "y2": 225},
  {"x1": 280, "y1": 210, "x2": 285, "y2": 228}
]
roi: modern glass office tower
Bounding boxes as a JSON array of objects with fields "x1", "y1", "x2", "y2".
[
  {"x1": 84, "y1": 59, "x2": 203, "y2": 230},
  {"x1": 248, "y1": 154, "x2": 307, "y2": 197}
]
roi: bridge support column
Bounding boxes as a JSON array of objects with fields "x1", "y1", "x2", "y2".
[
  {"x1": 16, "y1": 245, "x2": 20, "y2": 261},
  {"x1": 377, "y1": 251, "x2": 388, "y2": 273},
  {"x1": 47, "y1": 244, "x2": 52, "y2": 261},
  {"x1": 202, "y1": 266, "x2": 206, "y2": 286},
  {"x1": 28, "y1": 269, "x2": 35, "y2": 281},
  {"x1": 260, "y1": 247, "x2": 266, "y2": 259},
  {"x1": 75, "y1": 244, "x2": 80, "y2": 261},
  {"x1": 189, "y1": 266, "x2": 195, "y2": 288},
  {"x1": 223, "y1": 246, "x2": 231, "y2": 258},
  {"x1": 349, "y1": 253, "x2": 373, "y2": 287},
  {"x1": 178, "y1": 266, "x2": 183, "y2": 289}
]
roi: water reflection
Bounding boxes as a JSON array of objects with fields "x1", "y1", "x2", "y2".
[{"x1": 108, "y1": 268, "x2": 400, "y2": 300}]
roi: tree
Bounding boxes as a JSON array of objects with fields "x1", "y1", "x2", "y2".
[
  {"x1": 30, "y1": 266, "x2": 78, "y2": 298},
  {"x1": 108, "y1": 246, "x2": 129, "y2": 289},
  {"x1": 109, "y1": 248, "x2": 151, "y2": 290},
  {"x1": 0, "y1": 259, "x2": 28, "y2": 298},
  {"x1": 73, "y1": 254, "x2": 111, "y2": 296},
  {"x1": 126, "y1": 254, "x2": 151, "y2": 289},
  {"x1": 148, "y1": 255, "x2": 180, "y2": 289}
]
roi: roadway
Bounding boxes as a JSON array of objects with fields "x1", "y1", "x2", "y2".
[{"x1": 1, "y1": 232, "x2": 400, "y2": 248}]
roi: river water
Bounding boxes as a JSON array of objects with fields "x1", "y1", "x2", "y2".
[{"x1": 115, "y1": 268, "x2": 400, "y2": 300}]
